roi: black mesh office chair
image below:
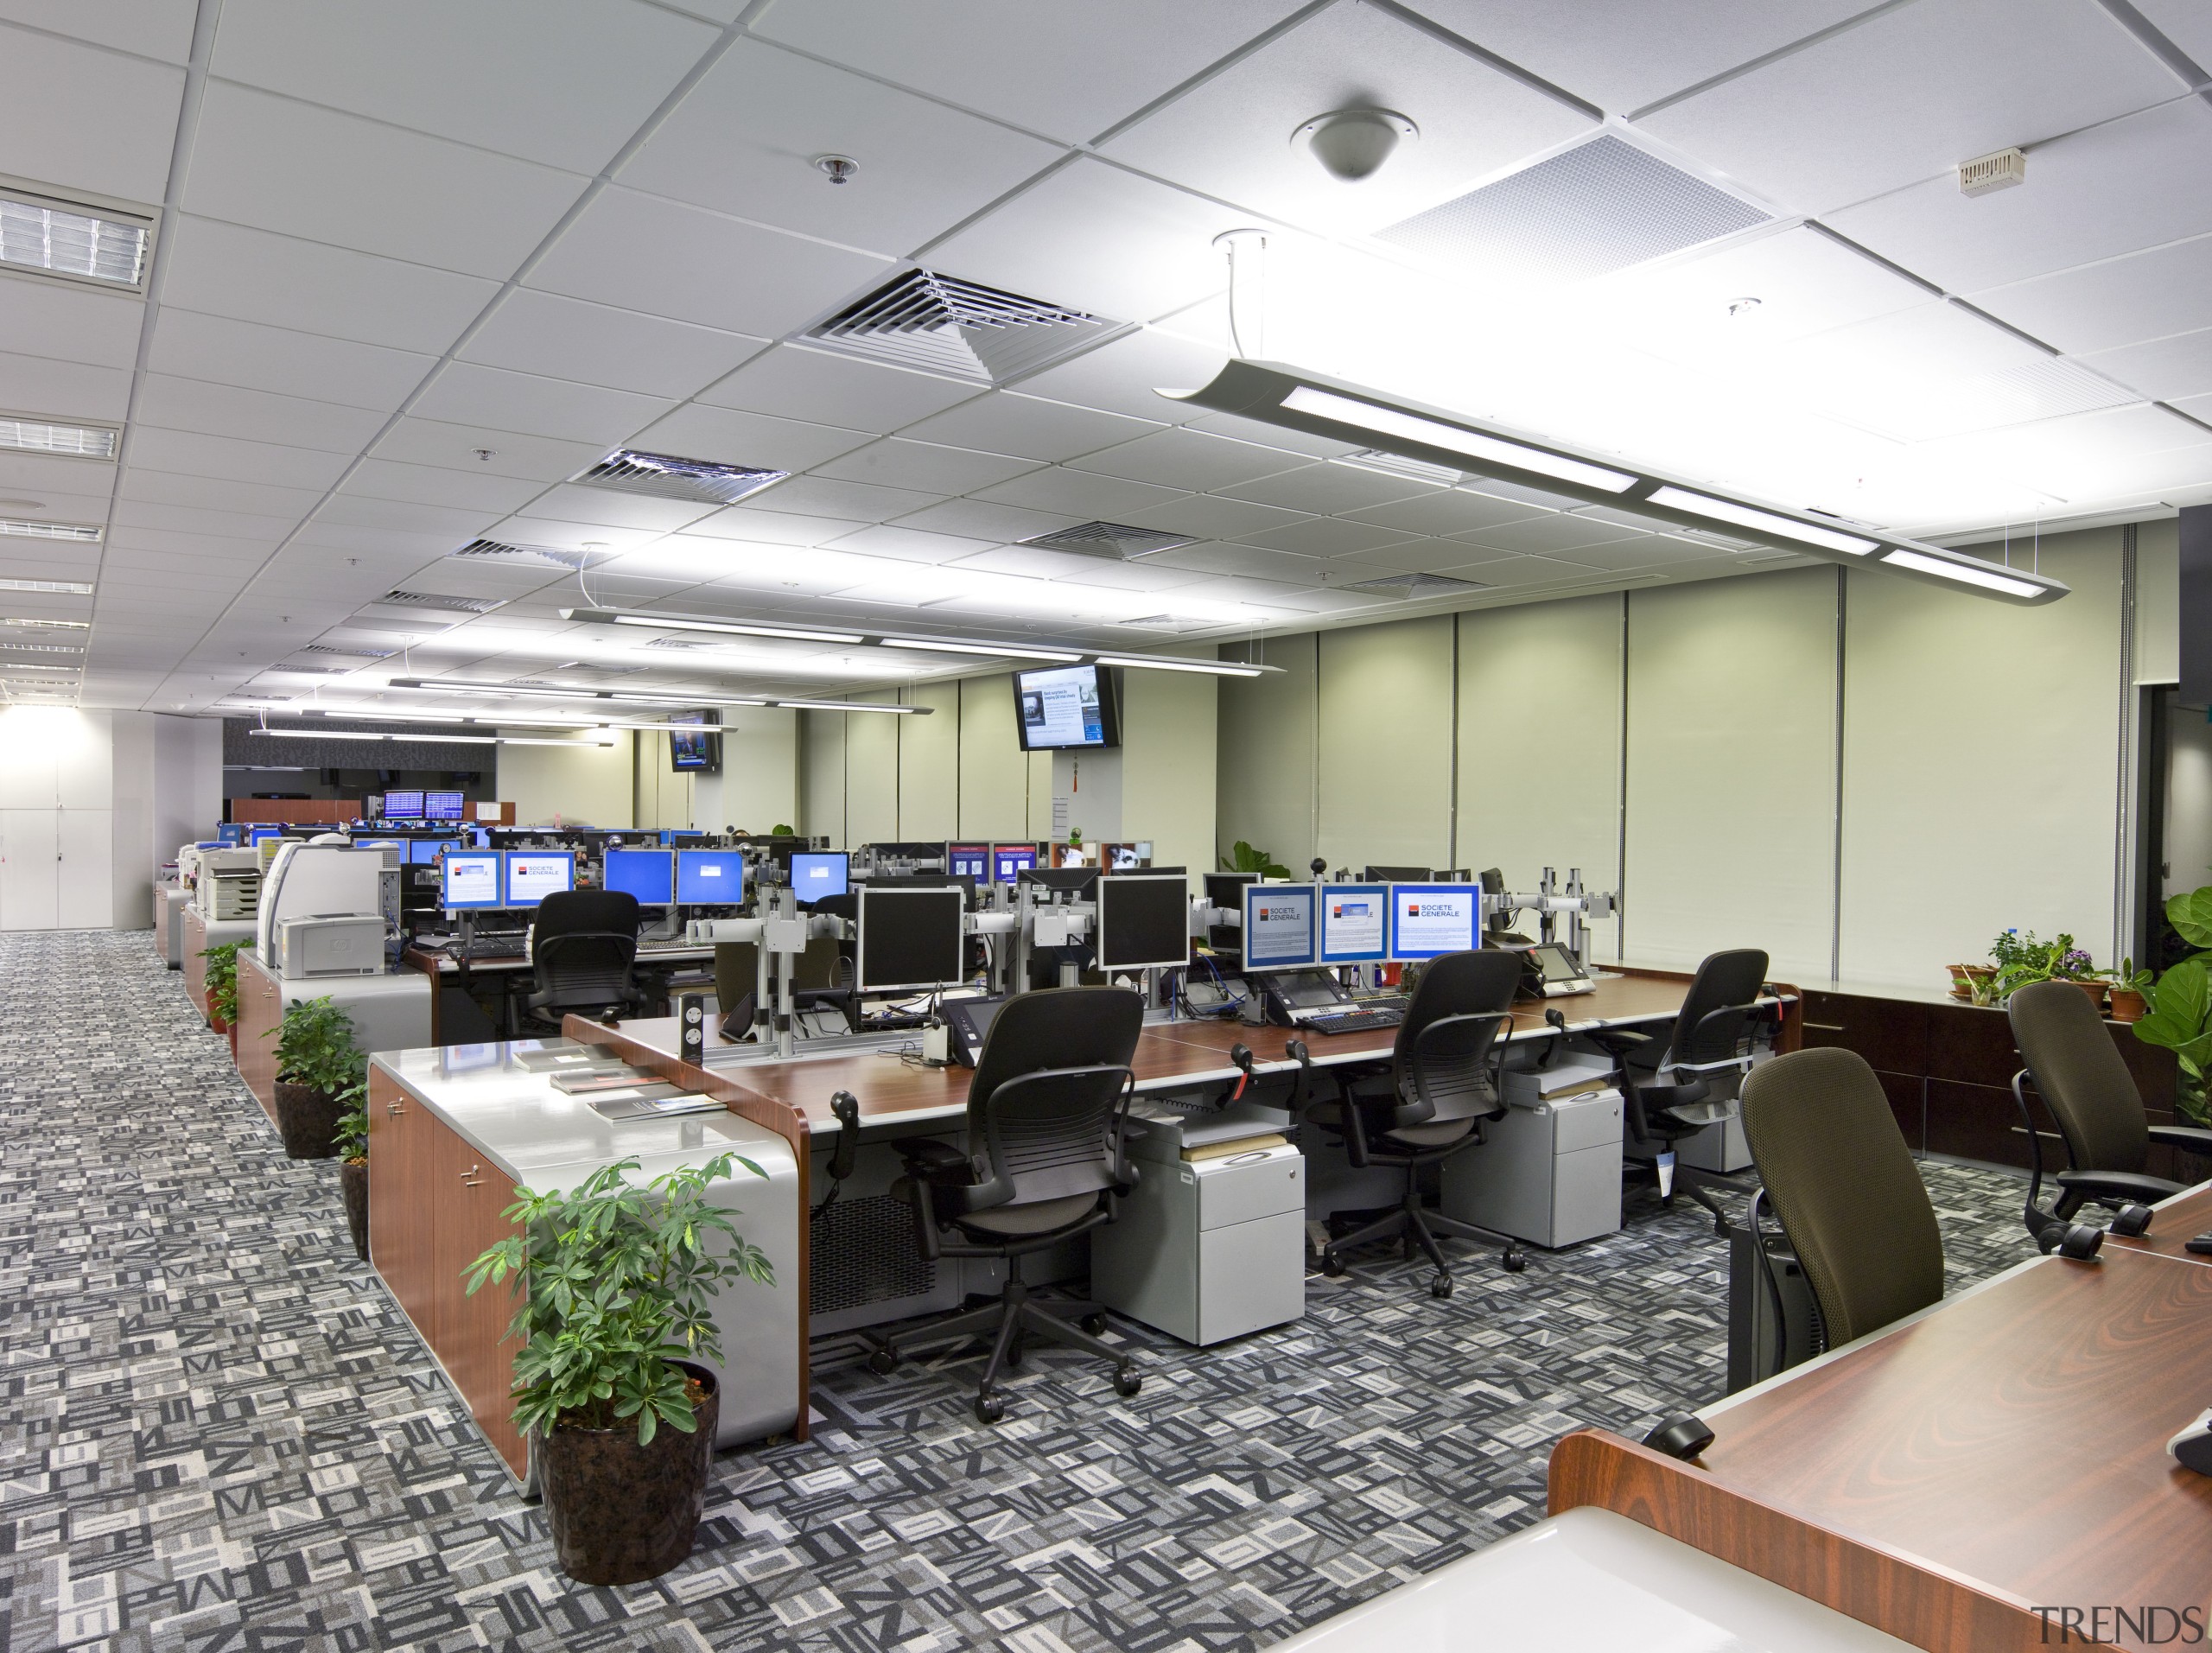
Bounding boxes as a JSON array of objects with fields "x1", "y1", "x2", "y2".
[
  {"x1": 1739, "y1": 1046, "x2": 1945, "y2": 1356},
  {"x1": 1304, "y1": 949, "x2": 1528, "y2": 1295},
  {"x1": 866, "y1": 987, "x2": 1146, "y2": 1424},
  {"x1": 524, "y1": 889, "x2": 648, "y2": 1029},
  {"x1": 1586, "y1": 948, "x2": 1769, "y2": 1205},
  {"x1": 2008, "y1": 979, "x2": 2212, "y2": 1249}
]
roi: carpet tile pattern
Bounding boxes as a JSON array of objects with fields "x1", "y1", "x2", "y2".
[{"x1": 0, "y1": 931, "x2": 2038, "y2": 1650}]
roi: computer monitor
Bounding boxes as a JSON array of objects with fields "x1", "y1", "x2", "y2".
[
  {"x1": 408, "y1": 836, "x2": 461, "y2": 866},
  {"x1": 991, "y1": 843, "x2": 1038, "y2": 883},
  {"x1": 788, "y1": 850, "x2": 849, "y2": 907},
  {"x1": 383, "y1": 789, "x2": 424, "y2": 819},
  {"x1": 676, "y1": 849, "x2": 746, "y2": 905},
  {"x1": 248, "y1": 825, "x2": 282, "y2": 847},
  {"x1": 217, "y1": 823, "x2": 246, "y2": 846},
  {"x1": 1203, "y1": 872, "x2": 1256, "y2": 912},
  {"x1": 423, "y1": 790, "x2": 465, "y2": 822},
  {"x1": 1480, "y1": 868, "x2": 1508, "y2": 934},
  {"x1": 1018, "y1": 865, "x2": 1096, "y2": 897},
  {"x1": 1364, "y1": 864, "x2": 1431, "y2": 882},
  {"x1": 1096, "y1": 873, "x2": 1189, "y2": 971},
  {"x1": 855, "y1": 884, "x2": 966, "y2": 992},
  {"x1": 1101, "y1": 840, "x2": 1150, "y2": 871},
  {"x1": 945, "y1": 842, "x2": 991, "y2": 881},
  {"x1": 1319, "y1": 884, "x2": 1390, "y2": 964},
  {"x1": 503, "y1": 850, "x2": 575, "y2": 908},
  {"x1": 604, "y1": 847, "x2": 676, "y2": 906},
  {"x1": 1242, "y1": 882, "x2": 1317, "y2": 971},
  {"x1": 1390, "y1": 881, "x2": 1478, "y2": 961},
  {"x1": 442, "y1": 850, "x2": 503, "y2": 910}
]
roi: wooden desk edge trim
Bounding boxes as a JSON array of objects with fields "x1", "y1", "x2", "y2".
[
  {"x1": 563, "y1": 1015, "x2": 813, "y2": 1444},
  {"x1": 1547, "y1": 1428, "x2": 2074, "y2": 1652}
]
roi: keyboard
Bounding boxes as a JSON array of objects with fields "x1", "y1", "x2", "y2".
[
  {"x1": 1349, "y1": 993, "x2": 1411, "y2": 1014},
  {"x1": 1301, "y1": 1007, "x2": 1406, "y2": 1036}
]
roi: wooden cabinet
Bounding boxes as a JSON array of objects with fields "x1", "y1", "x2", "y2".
[
  {"x1": 183, "y1": 906, "x2": 210, "y2": 1021},
  {"x1": 234, "y1": 950, "x2": 283, "y2": 1124},
  {"x1": 367, "y1": 1065, "x2": 524, "y2": 1477}
]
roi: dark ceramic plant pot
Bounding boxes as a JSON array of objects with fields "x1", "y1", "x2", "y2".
[
  {"x1": 537, "y1": 1362, "x2": 719, "y2": 1586},
  {"x1": 273, "y1": 1080, "x2": 344, "y2": 1160},
  {"x1": 340, "y1": 1159, "x2": 368, "y2": 1259}
]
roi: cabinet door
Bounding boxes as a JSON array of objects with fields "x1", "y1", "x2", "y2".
[
  {"x1": 429, "y1": 1126, "x2": 526, "y2": 1477},
  {"x1": 0, "y1": 809, "x2": 58, "y2": 930},
  {"x1": 55, "y1": 807, "x2": 111, "y2": 928},
  {"x1": 368, "y1": 1067, "x2": 434, "y2": 1324}
]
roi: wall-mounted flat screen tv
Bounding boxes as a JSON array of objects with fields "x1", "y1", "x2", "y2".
[{"x1": 1014, "y1": 663, "x2": 1119, "y2": 751}]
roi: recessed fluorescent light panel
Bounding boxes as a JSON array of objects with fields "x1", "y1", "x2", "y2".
[
  {"x1": 1643, "y1": 486, "x2": 1878, "y2": 556},
  {"x1": 3, "y1": 615, "x2": 88, "y2": 629},
  {"x1": 575, "y1": 449, "x2": 788, "y2": 506},
  {"x1": 0, "y1": 416, "x2": 119, "y2": 460},
  {"x1": 1093, "y1": 654, "x2": 1263, "y2": 677},
  {"x1": 1280, "y1": 386, "x2": 1637, "y2": 493},
  {"x1": 1, "y1": 641, "x2": 81, "y2": 653},
  {"x1": 0, "y1": 518, "x2": 101, "y2": 542},
  {"x1": 0, "y1": 577, "x2": 92, "y2": 594},
  {"x1": 881, "y1": 638, "x2": 1084, "y2": 662},
  {"x1": 0, "y1": 192, "x2": 150, "y2": 289},
  {"x1": 601, "y1": 613, "x2": 867, "y2": 646},
  {"x1": 1879, "y1": 547, "x2": 2045, "y2": 600}
]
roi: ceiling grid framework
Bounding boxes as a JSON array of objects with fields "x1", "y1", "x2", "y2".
[{"x1": 0, "y1": 0, "x2": 2203, "y2": 720}]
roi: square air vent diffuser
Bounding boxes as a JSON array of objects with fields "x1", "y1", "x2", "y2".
[
  {"x1": 381, "y1": 589, "x2": 505, "y2": 614},
  {"x1": 1343, "y1": 572, "x2": 1488, "y2": 597},
  {"x1": 1112, "y1": 614, "x2": 1213, "y2": 633},
  {"x1": 1379, "y1": 134, "x2": 1769, "y2": 287},
  {"x1": 301, "y1": 643, "x2": 395, "y2": 658},
  {"x1": 574, "y1": 450, "x2": 787, "y2": 506},
  {"x1": 1017, "y1": 521, "x2": 1199, "y2": 560},
  {"x1": 453, "y1": 537, "x2": 608, "y2": 570},
  {"x1": 801, "y1": 268, "x2": 1123, "y2": 385}
]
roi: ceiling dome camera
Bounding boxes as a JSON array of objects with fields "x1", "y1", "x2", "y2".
[{"x1": 1294, "y1": 107, "x2": 1418, "y2": 181}]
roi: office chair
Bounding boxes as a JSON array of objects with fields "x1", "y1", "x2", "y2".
[
  {"x1": 522, "y1": 888, "x2": 649, "y2": 1030},
  {"x1": 2007, "y1": 979, "x2": 2212, "y2": 1250},
  {"x1": 866, "y1": 987, "x2": 1146, "y2": 1424},
  {"x1": 1586, "y1": 948, "x2": 1769, "y2": 1205},
  {"x1": 1304, "y1": 949, "x2": 1529, "y2": 1295},
  {"x1": 1739, "y1": 1046, "x2": 1944, "y2": 1355}
]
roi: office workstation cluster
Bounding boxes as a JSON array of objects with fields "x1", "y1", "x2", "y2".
[{"x1": 13, "y1": 0, "x2": 2212, "y2": 1646}]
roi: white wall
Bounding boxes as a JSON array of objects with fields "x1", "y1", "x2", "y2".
[
  {"x1": 496, "y1": 733, "x2": 635, "y2": 828},
  {"x1": 0, "y1": 707, "x2": 115, "y2": 931},
  {"x1": 695, "y1": 708, "x2": 798, "y2": 832}
]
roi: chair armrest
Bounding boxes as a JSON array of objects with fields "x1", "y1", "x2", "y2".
[
  {"x1": 2147, "y1": 1125, "x2": 2212, "y2": 1160},
  {"x1": 2055, "y1": 1168, "x2": 2189, "y2": 1205},
  {"x1": 1585, "y1": 1027, "x2": 1653, "y2": 1058},
  {"x1": 891, "y1": 1136, "x2": 975, "y2": 1183}
]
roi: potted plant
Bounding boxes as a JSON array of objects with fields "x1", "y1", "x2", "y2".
[
  {"x1": 2107, "y1": 960, "x2": 2154, "y2": 1024},
  {"x1": 266, "y1": 995, "x2": 365, "y2": 1160},
  {"x1": 1220, "y1": 839, "x2": 1293, "y2": 880},
  {"x1": 465, "y1": 1152, "x2": 776, "y2": 1586},
  {"x1": 201, "y1": 940, "x2": 242, "y2": 1041},
  {"x1": 2134, "y1": 886, "x2": 2212, "y2": 1127},
  {"x1": 334, "y1": 1086, "x2": 369, "y2": 1259}
]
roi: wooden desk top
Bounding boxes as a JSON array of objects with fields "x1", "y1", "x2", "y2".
[
  {"x1": 601, "y1": 969, "x2": 1742, "y2": 1132},
  {"x1": 2111, "y1": 1181, "x2": 2212, "y2": 1267},
  {"x1": 1692, "y1": 1251, "x2": 2212, "y2": 1647}
]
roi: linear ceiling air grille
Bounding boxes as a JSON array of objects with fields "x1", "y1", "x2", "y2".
[
  {"x1": 800, "y1": 268, "x2": 1123, "y2": 385},
  {"x1": 1017, "y1": 521, "x2": 1199, "y2": 560},
  {"x1": 573, "y1": 450, "x2": 788, "y2": 505},
  {"x1": 1342, "y1": 572, "x2": 1488, "y2": 596},
  {"x1": 381, "y1": 589, "x2": 505, "y2": 614},
  {"x1": 452, "y1": 537, "x2": 605, "y2": 570}
]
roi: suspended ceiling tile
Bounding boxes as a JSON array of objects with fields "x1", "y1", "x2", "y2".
[
  {"x1": 527, "y1": 188, "x2": 892, "y2": 336},
  {"x1": 125, "y1": 427, "x2": 353, "y2": 490},
  {"x1": 1434, "y1": 551, "x2": 1607, "y2": 585},
  {"x1": 741, "y1": 474, "x2": 946, "y2": 523},
  {"x1": 512, "y1": 486, "x2": 720, "y2": 532},
  {"x1": 1100, "y1": 2, "x2": 1593, "y2": 237},
  {"x1": 1339, "y1": 486, "x2": 1552, "y2": 537},
  {"x1": 620, "y1": 37, "x2": 1065, "y2": 255},
  {"x1": 0, "y1": 349, "x2": 132, "y2": 423},
  {"x1": 887, "y1": 499, "x2": 1085, "y2": 544},
  {"x1": 0, "y1": 278, "x2": 143, "y2": 374},
  {"x1": 2075, "y1": 325, "x2": 2212, "y2": 404},
  {"x1": 460, "y1": 289, "x2": 768, "y2": 403},
  {"x1": 341, "y1": 459, "x2": 544, "y2": 516},
  {"x1": 1637, "y1": 0, "x2": 2181, "y2": 215},
  {"x1": 819, "y1": 524, "x2": 999, "y2": 565},
  {"x1": 1120, "y1": 493, "x2": 1308, "y2": 541},
  {"x1": 811, "y1": 437, "x2": 1041, "y2": 494},
  {"x1": 895, "y1": 392, "x2": 1160, "y2": 464},
  {"x1": 0, "y1": 0, "x2": 197, "y2": 62},
  {"x1": 209, "y1": 0, "x2": 715, "y2": 174},
  {"x1": 1827, "y1": 99, "x2": 2212, "y2": 296},
  {"x1": 1065, "y1": 427, "x2": 1308, "y2": 492},
  {"x1": 1972, "y1": 232, "x2": 2212, "y2": 357},
  {"x1": 1006, "y1": 327, "x2": 1227, "y2": 424},
  {"x1": 1447, "y1": 512, "x2": 1649, "y2": 554},
  {"x1": 410, "y1": 361, "x2": 673, "y2": 448},
  {"x1": 629, "y1": 405, "x2": 874, "y2": 476},
  {"x1": 0, "y1": 22, "x2": 186, "y2": 203},
  {"x1": 680, "y1": 505, "x2": 869, "y2": 546},
  {"x1": 1214, "y1": 462, "x2": 1435, "y2": 514},
  {"x1": 969, "y1": 466, "x2": 1188, "y2": 519},
  {"x1": 1404, "y1": 0, "x2": 1875, "y2": 118},
  {"x1": 368, "y1": 417, "x2": 611, "y2": 484},
  {"x1": 110, "y1": 499, "x2": 302, "y2": 540},
  {"x1": 2129, "y1": 0, "x2": 2212, "y2": 64},
  {"x1": 185, "y1": 82, "x2": 589, "y2": 280},
  {"x1": 1234, "y1": 517, "x2": 1414, "y2": 557},
  {"x1": 134, "y1": 372, "x2": 390, "y2": 454},
  {"x1": 118, "y1": 469, "x2": 323, "y2": 518},
  {"x1": 147, "y1": 308, "x2": 435, "y2": 412},
  {"x1": 749, "y1": 0, "x2": 1309, "y2": 146},
  {"x1": 1138, "y1": 540, "x2": 1319, "y2": 580},
  {"x1": 697, "y1": 345, "x2": 981, "y2": 431},
  {"x1": 1184, "y1": 410, "x2": 1361, "y2": 459}
]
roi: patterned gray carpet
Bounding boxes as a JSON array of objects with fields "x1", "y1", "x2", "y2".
[{"x1": 0, "y1": 931, "x2": 2038, "y2": 1651}]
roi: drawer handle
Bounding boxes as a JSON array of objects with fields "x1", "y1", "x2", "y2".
[
  {"x1": 461, "y1": 1163, "x2": 482, "y2": 1186},
  {"x1": 387, "y1": 1101, "x2": 405, "y2": 1116},
  {"x1": 1802, "y1": 1022, "x2": 1846, "y2": 1032}
]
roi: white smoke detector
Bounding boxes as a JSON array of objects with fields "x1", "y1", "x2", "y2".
[{"x1": 1958, "y1": 147, "x2": 2026, "y2": 197}]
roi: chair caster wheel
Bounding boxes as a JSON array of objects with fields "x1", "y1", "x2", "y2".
[
  {"x1": 1113, "y1": 1366, "x2": 1142, "y2": 1397},
  {"x1": 1429, "y1": 1273, "x2": 1452, "y2": 1299},
  {"x1": 867, "y1": 1348, "x2": 898, "y2": 1376},
  {"x1": 974, "y1": 1390, "x2": 1007, "y2": 1425},
  {"x1": 1503, "y1": 1249, "x2": 1528, "y2": 1274},
  {"x1": 1320, "y1": 1249, "x2": 1346, "y2": 1277},
  {"x1": 1081, "y1": 1313, "x2": 1109, "y2": 1337}
]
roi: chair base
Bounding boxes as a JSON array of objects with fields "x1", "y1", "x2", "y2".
[
  {"x1": 1626, "y1": 1146, "x2": 1747, "y2": 1208},
  {"x1": 1316, "y1": 1178, "x2": 1528, "y2": 1296},
  {"x1": 864, "y1": 1270, "x2": 1141, "y2": 1425}
]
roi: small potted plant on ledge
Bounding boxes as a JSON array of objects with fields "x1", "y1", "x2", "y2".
[
  {"x1": 466, "y1": 1153, "x2": 776, "y2": 1586},
  {"x1": 2107, "y1": 959, "x2": 2154, "y2": 1024},
  {"x1": 1978, "y1": 929, "x2": 2105, "y2": 1009},
  {"x1": 334, "y1": 1087, "x2": 369, "y2": 1258},
  {"x1": 267, "y1": 995, "x2": 365, "y2": 1160},
  {"x1": 201, "y1": 940, "x2": 243, "y2": 1046}
]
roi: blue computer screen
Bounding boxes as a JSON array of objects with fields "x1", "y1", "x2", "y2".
[
  {"x1": 217, "y1": 823, "x2": 245, "y2": 845},
  {"x1": 1319, "y1": 884, "x2": 1390, "y2": 964},
  {"x1": 676, "y1": 849, "x2": 745, "y2": 906},
  {"x1": 605, "y1": 848, "x2": 677, "y2": 906},
  {"x1": 1389, "y1": 883, "x2": 1478, "y2": 961},
  {"x1": 789, "y1": 851, "x2": 849, "y2": 906},
  {"x1": 947, "y1": 842, "x2": 990, "y2": 881},
  {"x1": 1242, "y1": 882, "x2": 1317, "y2": 970},
  {"x1": 504, "y1": 850, "x2": 575, "y2": 907},
  {"x1": 409, "y1": 837, "x2": 461, "y2": 866},
  {"x1": 992, "y1": 844, "x2": 1037, "y2": 884},
  {"x1": 423, "y1": 790, "x2": 465, "y2": 822},
  {"x1": 442, "y1": 851, "x2": 503, "y2": 909},
  {"x1": 383, "y1": 790, "x2": 423, "y2": 818},
  {"x1": 248, "y1": 826, "x2": 282, "y2": 846}
]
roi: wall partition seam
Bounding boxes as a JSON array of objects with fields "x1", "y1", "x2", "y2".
[
  {"x1": 1448, "y1": 615, "x2": 1461, "y2": 871},
  {"x1": 2115, "y1": 523, "x2": 2138, "y2": 968},
  {"x1": 1832, "y1": 565, "x2": 1847, "y2": 984},
  {"x1": 1310, "y1": 633, "x2": 1321, "y2": 867},
  {"x1": 1616, "y1": 590, "x2": 1630, "y2": 963}
]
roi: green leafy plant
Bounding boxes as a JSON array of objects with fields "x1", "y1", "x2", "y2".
[
  {"x1": 1221, "y1": 839, "x2": 1292, "y2": 880},
  {"x1": 770, "y1": 823, "x2": 794, "y2": 836},
  {"x1": 267, "y1": 995, "x2": 365, "y2": 1097},
  {"x1": 2105, "y1": 957, "x2": 2155, "y2": 995},
  {"x1": 1986, "y1": 930, "x2": 2094, "y2": 999},
  {"x1": 2170, "y1": 887, "x2": 2212, "y2": 952},
  {"x1": 2135, "y1": 887, "x2": 2212, "y2": 1126},
  {"x1": 200, "y1": 940, "x2": 244, "y2": 1026},
  {"x1": 465, "y1": 1154, "x2": 775, "y2": 1445},
  {"x1": 332, "y1": 1084, "x2": 369, "y2": 1163}
]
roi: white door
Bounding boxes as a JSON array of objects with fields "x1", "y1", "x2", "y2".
[
  {"x1": 0, "y1": 808, "x2": 60, "y2": 930},
  {"x1": 58, "y1": 806, "x2": 111, "y2": 928}
]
